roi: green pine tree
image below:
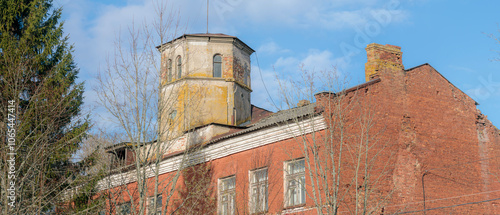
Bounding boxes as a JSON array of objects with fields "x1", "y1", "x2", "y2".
[{"x1": 0, "y1": 0, "x2": 89, "y2": 213}]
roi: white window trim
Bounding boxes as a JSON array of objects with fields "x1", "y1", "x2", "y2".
[
  {"x1": 284, "y1": 158, "x2": 306, "y2": 208},
  {"x1": 248, "y1": 167, "x2": 268, "y2": 214},
  {"x1": 218, "y1": 175, "x2": 236, "y2": 215},
  {"x1": 147, "y1": 194, "x2": 162, "y2": 215}
]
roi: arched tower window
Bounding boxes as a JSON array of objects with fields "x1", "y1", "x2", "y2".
[
  {"x1": 167, "y1": 59, "x2": 172, "y2": 82},
  {"x1": 213, "y1": 54, "x2": 222, "y2": 78},
  {"x1": 176, "y1": 55, "x2": 182, "y2": 79}
]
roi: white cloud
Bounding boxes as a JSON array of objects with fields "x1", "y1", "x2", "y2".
[
  {"x1": 274, "y1": 56, "x2": 300, "y2": 70},
  {"x1": 61, "y1": 0, "x2": 184, "y2": 131},
  {"x1": 257, "y1": 41, "x2": 290, "y2": 55},
  {"x1": 61, "y1": 0, "x2": 409, "y2": 84},
  {"x1": 272, "y1": 49, "x2": 346, "y2": 73},
  {"x1": 212, "y1": 0, "x2": 408, "y2": 31},
  {"x1": 301, "y1": 50, "x2": 335, "y2": 71},
  {"x1": 251, "y1": 48, "x2": 348, "y2": 110},
  {"x1": 58, "y1": 0, "x2": 411, "y2": 129}
]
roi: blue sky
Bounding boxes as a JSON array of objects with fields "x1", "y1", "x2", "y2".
[{"x1": 56, "y1": 0, "x2": 500, "y2": 126}]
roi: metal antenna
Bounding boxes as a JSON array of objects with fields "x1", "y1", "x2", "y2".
[{"x1": 206, "y1": 0, "x2": 209, "y2": 33}]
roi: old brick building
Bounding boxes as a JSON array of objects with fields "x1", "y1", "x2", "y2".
[{"x1": 100, "y1": 34, "x2": 500, "y2": 214}]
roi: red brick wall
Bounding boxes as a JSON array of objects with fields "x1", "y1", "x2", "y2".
[
  {"x1": 99, "y1": 44, "x2": 500, "y2": 214},
  {"x1": 359, "y1": 44, "x2": 500, "y2": 213}
]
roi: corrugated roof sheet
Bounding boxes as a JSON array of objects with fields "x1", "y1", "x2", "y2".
[{"x1": 207, "y1": 103, "x2": 319, "y2": 144}]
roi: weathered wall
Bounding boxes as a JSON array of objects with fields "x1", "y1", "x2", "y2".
[
  {"x1": 102, "y1": 43, "x2": 500, "y2": 214},
  {"x1": 232, "y1": 84, "x2": 251, "y2": 125},
  {"x1": 232, "y1": 46, "x2": 251, "y2": 88},
  {"x1": 361, "y1": 44, "x2": 500, "y2": 213},
  {"x1": 159, "y1": 35, "x2": 253, "y2": 141}
]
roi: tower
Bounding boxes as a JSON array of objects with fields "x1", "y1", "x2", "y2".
[{"x1": 157, "y1": 34, "x2": 254, "y2": 139}]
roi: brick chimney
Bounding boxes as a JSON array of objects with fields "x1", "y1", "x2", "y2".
[{"x1": 365, "y1": 43, "x2": 404, "y2": 82}]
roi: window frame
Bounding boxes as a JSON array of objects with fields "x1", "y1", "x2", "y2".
[
  {"x1": 148, "y1": 194, "x2": 162, "y2": 215},
  {"x1": 117, "y1": 201, "x2": 131, "y2": 215},
  {"x1": 176, "y1": 55, "x2": 182, "y2": 79},
  {"x1": 218, "y1": 175, "x2": 236, "y2": 215},
  {"x1": 249, "y1": 167, "x2": 268, "y2": 214},
  {"x1": 284, "y1": 158, "x2": 306, "y2": 208},
  {"x1": 213, "y1": 54, "x2": 222, "y2": 78}
]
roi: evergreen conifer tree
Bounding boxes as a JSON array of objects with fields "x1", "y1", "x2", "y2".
[{"x1": 0, "y1": 0, "x2": 89, "y2": 213}]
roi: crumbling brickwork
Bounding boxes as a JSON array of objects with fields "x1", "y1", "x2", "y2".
[
  {"x1": 353, "y1": 44, "x2": 500, "y2": 213},
  {"x1": 100, "y1": 41, "x2": 500, "y2": 214}
]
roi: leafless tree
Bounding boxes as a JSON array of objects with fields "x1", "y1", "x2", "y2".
[
  {"x1": 276, "y1": 67, "x2": 395, "y2": 214},
  {"x1": 89, "y1": 1, "x2": 210, "y2": 214},
  {"x1": 55, "y1": 131, "x2": 115, "y2": 214}
]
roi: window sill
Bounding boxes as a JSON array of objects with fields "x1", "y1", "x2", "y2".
[
  {"x1": 282, "y1": 204, "x2": 307, "y2": 214},
  {"x1": 250, "y1": 211, "x2": 268, "y2": 215}
]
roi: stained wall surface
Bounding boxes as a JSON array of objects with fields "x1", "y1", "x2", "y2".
[{"x1": 101, "y1": 42, "x2": 500, "y2": 214}]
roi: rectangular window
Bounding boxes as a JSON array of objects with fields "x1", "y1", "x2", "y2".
[
  {"x1": 148, "y1": 194, "x2": 162, "y2": 215},
  {"x1": 219, "y1": 176, "x2": 236, "y2": 215},
  {"x1": 117, "y1": 201, "x2": 131, "y2": 215},
  {"x1": 285, "y1": 159, "x2": 306, "y2": 207},
  {"x1": 249, "y1": 168, "x2": 268, "y2": 214}
]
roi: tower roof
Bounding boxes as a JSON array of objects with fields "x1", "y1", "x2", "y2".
[
  {"x1": 156, "y1": 33, "x2": 255, "y2": 53},
  {"x1": 184, "y1": 33, "x2": 236, "y2": 38}
]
